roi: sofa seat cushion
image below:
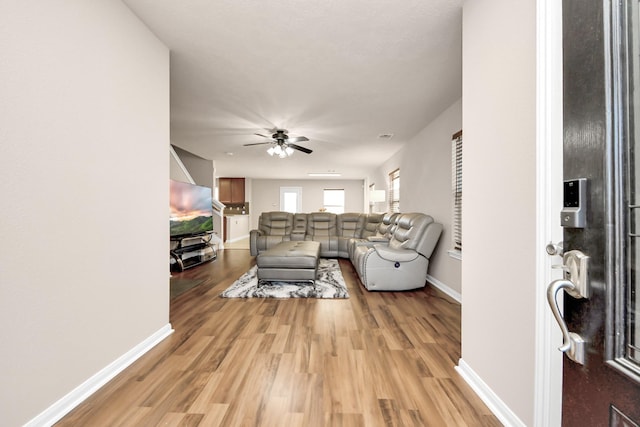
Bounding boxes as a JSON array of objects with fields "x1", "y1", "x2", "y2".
[
  {"x1": 305, "y1": 235, "x2": 338, "y2": 257},
  {"x1": 374, "y1": 244, "x2": 420, "y2": 262},
  {"x1": 262, "y1": 235, "x2": 290, "y2": 246}
]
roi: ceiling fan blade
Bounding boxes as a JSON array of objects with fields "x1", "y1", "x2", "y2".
[
  {"x1": 288, "y1": 143, "x2": 313, "y2": 154},
  {"x1": 254, "y1": 133, "x2": 273, "y2": 139},
  {"x1": 243, "y1": 142, "x2": 274, "y2": 146},
  {"x1": 288, "y1": 136, "x2": 309, "y2": 143}
]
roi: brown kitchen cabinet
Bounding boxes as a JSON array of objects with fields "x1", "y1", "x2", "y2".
[{"x1": 218, "y1": 177, "x2": 245, "y2": 204}]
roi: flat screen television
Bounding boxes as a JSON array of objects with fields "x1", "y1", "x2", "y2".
[{"x1": 170, "y1": 180, "x2": 214, "y2": 239}]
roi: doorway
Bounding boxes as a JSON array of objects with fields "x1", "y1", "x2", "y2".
[{"x1": 280, "y1": 187, "x2": 302, "y2": 213}]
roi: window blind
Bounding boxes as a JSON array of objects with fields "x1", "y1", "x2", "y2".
[{"x1": 452, "y1": 131, "x2": 463, "y2": 251}]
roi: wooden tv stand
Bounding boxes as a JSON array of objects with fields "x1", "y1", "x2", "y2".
[{"x1": 170, "y1": 232, "x2": 217, "y2": 272}]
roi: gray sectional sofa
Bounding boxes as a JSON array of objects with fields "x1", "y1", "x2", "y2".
[{"x1": 250, "y1": 211, "x2": 443, "y2": 291}]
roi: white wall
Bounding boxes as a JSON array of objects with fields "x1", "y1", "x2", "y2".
[
  {"x1": 372, "y1": 100, "x2": 463, "y2": 295},
  {"x1": 170, "y1": 150, "x2": 193, "y2": 183},
  {"x1": 250, "y1": 179, "x2": 365, "y2": 229},
  {"x1": 0, "y1": 1, "x2": 170, "y2": 425},
  {"x1": 461, "y1": 0, "x2": 536, "y2": 425},
  {"x1": 172, "y1": 145, "x2": 214, "y2": 189}
]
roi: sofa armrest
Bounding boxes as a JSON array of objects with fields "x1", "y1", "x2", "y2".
[
  {"x1": 249, "y1": 229, "x2": 263, "y2": 256},
  {"x1": 367, "y1": 236, "x2": 388, "y2": 242},
  {"x1": 373, "y1": 244, "x2": 419, "y2": 262}
]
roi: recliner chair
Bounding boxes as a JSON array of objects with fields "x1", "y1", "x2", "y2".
[
  {"x1": 351, "y1": 213, "x2": 442, "y2": 291},
  {"x1": 347, "y1": 212, "x2": 398, "y2": 260},
  {"x1": 249, "y1": 211, "x2": 294, "y2": 256},
  {"x1": 304, "y1": 212, "x2": 339, "y2": 257},
  {"x1": 359, "y1": 212, "x2": 385, "y2": 239},
  {"x1": 336, "y1": 213, "x2": 366, "y2": 257}
]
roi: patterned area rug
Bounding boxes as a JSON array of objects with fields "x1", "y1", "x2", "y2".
[{"x1": 221, "y1": 258, "x2": 349, "y2": 298}]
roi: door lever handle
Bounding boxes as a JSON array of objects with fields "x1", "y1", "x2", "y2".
[{"x1": 546, "y1": 279, "x2": 587, "y2": 364}]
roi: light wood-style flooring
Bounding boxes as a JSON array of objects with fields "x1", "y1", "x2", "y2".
[{"x1": 56, "y1": 249, "x2": 501, "y2": 426}]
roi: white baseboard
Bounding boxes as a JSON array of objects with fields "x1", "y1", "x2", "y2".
[
  {"x1": 426, "y1": 274, "x2": 462, "y2": 303},
  {"x1": 455, "y1": 359, "x2": 526, "y2": 427},
  {"x1": 26, "y1": 323, "x2": 174, "y2": 427}
]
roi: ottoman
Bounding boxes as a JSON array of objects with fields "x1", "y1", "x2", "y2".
[{"x1": 256, "y1": 241, "x2": 321, "y2": 285}]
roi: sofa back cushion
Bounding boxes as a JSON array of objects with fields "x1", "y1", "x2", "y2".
[
  {"x1": 378, "y1": 212, "x2": 399, "y2": 238},
  {"x1": 259, "y1": 211, "x2": 293, "y2": 236},
  {"x1": 360, "y1": 213, "x2": 384, "y2": 238},
  {"x1": 389, "y1": 213, "x2": 434, "y2": 255},
  {"x1": 306, "y1": 212, "x2": 338, "y2": 236},
  {"x1": 337, "y1": 213, "x2": 365, "y2": 238}
]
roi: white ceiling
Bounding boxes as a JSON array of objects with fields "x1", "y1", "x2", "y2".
[{"x1": 123, "y1": 0, "x2": 463, "y2": 179}]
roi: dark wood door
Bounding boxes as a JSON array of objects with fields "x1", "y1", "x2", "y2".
[
  {"x1": 230, "y1": 178, "x2": 245, "y2": 203},
  {"x1": 558, "y1": 1, "x2": 640, "y2": 425},
  {"x1": 219, "y1": 178, "x2": 232, "y2": 204}
]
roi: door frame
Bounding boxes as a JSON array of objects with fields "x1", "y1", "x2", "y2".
[{"x1": 534, "y1": 0, "x2": 564, "y2": 425}]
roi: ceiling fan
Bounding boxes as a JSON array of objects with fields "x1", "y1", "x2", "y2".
[{"x1": 243, "y1": 129, "x2": 312, "y2": 157}]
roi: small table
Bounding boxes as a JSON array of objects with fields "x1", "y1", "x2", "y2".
[{"x1": 256, "y1": 241, "x2": 320, "y2": 286}]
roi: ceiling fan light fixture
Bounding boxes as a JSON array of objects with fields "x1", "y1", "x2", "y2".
[
  {"x1": 267, "y1": 144, "x2": 294, "y2": 158},
  {"x1": 246, "y1": 129, "x2": 311, "y2": 157}
]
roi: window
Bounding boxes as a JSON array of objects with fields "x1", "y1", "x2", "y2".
[
  {"x1": 388, "y1": 169, "x2": 400, "y2": 213},
  {"x1": 323, "y1": 189, "x2": 345, "y2": 214},
  {"x1": 451, "y1": 130, "x2": 463, "y2": 253}
]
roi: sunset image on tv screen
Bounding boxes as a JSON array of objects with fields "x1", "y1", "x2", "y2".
[{"x1": 170, "y1": 180, "x2": 213, "y2": 237}]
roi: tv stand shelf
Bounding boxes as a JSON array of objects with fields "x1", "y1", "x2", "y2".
[{"x1": 170, "y1": 232, "x2": 217, "y2": 272}]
